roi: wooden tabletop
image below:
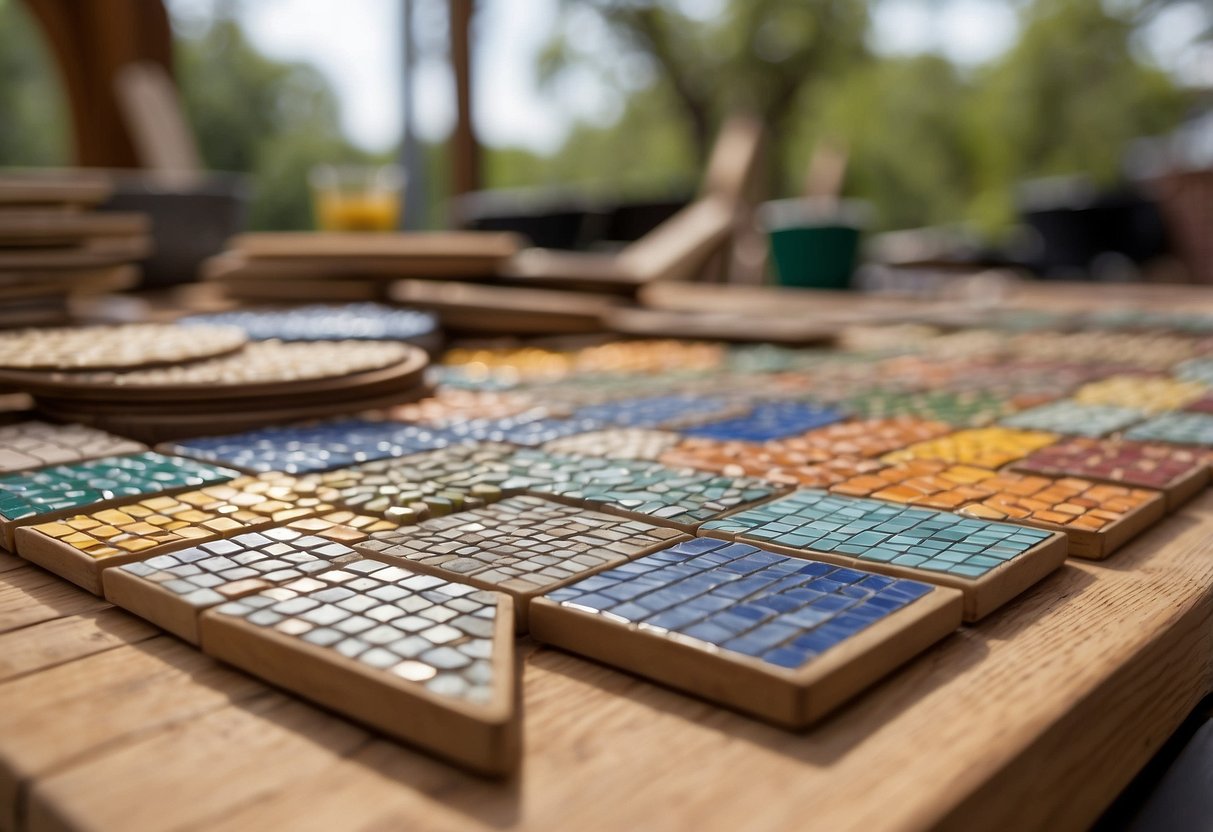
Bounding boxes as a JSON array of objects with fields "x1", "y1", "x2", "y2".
[{"x1": 1, "y1": 483, "x2": 1211, "y2": 832}]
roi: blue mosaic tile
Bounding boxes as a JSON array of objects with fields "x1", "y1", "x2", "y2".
[
  {"x1": 700, "y1": 489, "x2": 1052, "y2": 580},
  {"x1": 0, "y1": 452, "x2": 238, "y2": 523},
  {"x1": 681, "y1": 401, "x2": 847, "y2": 442},
  {"x1": 1125, "y1": 411, "x2": 1213, "y2": 447},
  {"x1": 545, "y1": 537, "x2": 935, "y2": 669},
  {"x1": 574, "y1": 394, "x2": 736, "y2": 429},
  {"x1": 166, "y1": 419, "x2": 452, "y2": 474},
  {"x1": 180, "y1": 303, "x2": 438, "y2": 344}
]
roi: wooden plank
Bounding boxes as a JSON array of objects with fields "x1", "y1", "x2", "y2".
[
  {"x1": 26, "y1": 695, "x2": 368, "y2": 832},
  {"x1": 0, "y1": 608, "x2": 155, "y2": 683},
  {"x1": 0, "y1": 566, "x2": 109, "y2": 635},
  {"x1": 0, "y1": 636, "x2": 265, "y2": 831},
  {"x1": 0, "y1": 553, "x2": 22, "y2": 573}
]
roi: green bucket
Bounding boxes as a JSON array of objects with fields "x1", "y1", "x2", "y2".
[{"x1": 761, "y1": 199, "x2": 868, "y2": 290}]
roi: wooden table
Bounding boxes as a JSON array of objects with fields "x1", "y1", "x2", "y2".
[{"x1": 1, "y1": 482, "x2": 1211, "y2": 832}]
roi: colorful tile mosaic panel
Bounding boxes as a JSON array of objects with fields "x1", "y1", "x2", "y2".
[
  {"x1": 843, "y1": 389, "x2": 1017, "y2": 427},
  {"x1": 1001, "y1": 400, "x2": 1147, "y2": 437},
  {"x1": 434, "y1": 412, "x2": 603, "y2": 447},
  {"x1": 574, "y1": 394, "x2": 737, "y2": 430},
  {"x1": 504, "y1": 450, "x2": 783, "y2": 529},
  {"x1": 541, "y1": 428, "x2": 683, "y2": 461},
  {"x1": 165, "y1": 419, "x2": 452, "y2": 474},
  {"x1": 881, "y1": 427, "x2": 1059, "y2": 469},
  {"x1": 208, "y1": 559, "x2": 503, "y2": 703},
  {"x1": 0, "y1": 452, "x2": 237, "y2": 524},
  {"x1": 1125, "y1": 412, "x2": 1213, "y2": 447},
  {"x1": 679, "y1": 401, "x2": 847, "y2": 442},
  {"x1": 659, "y1": 439, "x2": 886, "y2": 489},
  {"x1": 309, "y1": 443, "x2": 518, "y2": 523},
  {"x1": 359, "y1": 495, "x2": 686, "y2": 606},
  {"x1": 831, "y1": 460, "x2": 997, "y2": 508},
  {"x1": 956, "y1": 472, "x2": 1158, "y2": 534},
  {"x1": 1175, "y1": 357, "x2": 1213, "y2": 386},
  {"x1": 1186, "y1": 396, "x2": 1213, "y2": 415},
  {"x1": 180, "y1": 303, "x2": 438, "y2": 343},
  {"x1": 701, "y1": 490, "x2": 1053, "y2": 580},
  {"x1": 0, "y1": 421, "x2": 146, "y2": 473},
  {"x1": 773, "y1": 417, "x2": 954, "y2": 459},
  {"x1": 543, "y1": 537, "x2": 937, "y2": 668},
  {"x1": 1073, "y1": 375, "x2": 1207, "y2": 414},
  {"x1": 1013, "y1": 438, "x2": 1208, "y2": 492},
  {"x1": 1009, "y1": 331, "x2": 1200, "y2": 370}
]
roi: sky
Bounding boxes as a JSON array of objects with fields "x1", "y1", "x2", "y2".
[{"x1": 166, "y1": 0, "x2": 1212, "y2": 155}]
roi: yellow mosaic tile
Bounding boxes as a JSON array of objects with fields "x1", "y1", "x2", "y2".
[
  {"x1": 881, "y1": 427, "x2": 1059, "y2": 469},
  {"x1": 1072, "y1": 375, "x2": 1207, "y2": 414}
]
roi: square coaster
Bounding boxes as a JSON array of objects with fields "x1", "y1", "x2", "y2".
[
  {"x1": 102, "y1": 516, "x2": 388, "y2": 642},
  {"x1": 679, "y1": 402, "x2": 847, "y2": 442},
  {"x1": 504, "y1": 450, "x2": 785, "y2": 531},
  {"x1": 434, "y1": 412, "x2": 603, "y2": 447},
  {"x1": 0, "y1": 451, "x2": 238, "y2": 549},
  {"x1": 1175, "y1": 357, "x2": 1213, "y2": 386},
  {"x1": 0, "y1": 421, "x2": 146, "y2": 473},
  {"x1": 12, "y1": 474, "x2": 335, "y2": 593},
  {"x1": 1126, "y1": 412, "x2": 1213, "y2": 447},
  {"x1": 1011, "y1": 437, "x2": 1209, "y2": 511},
  {"x1": 1000, "y1": 400, "x2": 1147, "y2": 437},
  {"x1": 529, "y1": 537, "x2": 962, "y2": 726},
  {"x1": 573, "y1": 394, "x2": 739, "y2": 429},
  {"x1": 881, "y1": 427, "x2": 1059, "y2": 469},
  {"x1": 843, "y1": 389, "x2": 1018, "y2": 427},
  {"x1": 1073, "y1": 375, "x2": 1207, "y2": 414},
  {"x1": 162, "y1": 418, "x2": 452, "y2": 474},
  {"x1": 773, "y1": 417, "x2": 954, "y2": 459},
  {"x1": 700, "y1": 490, "x2": 1065, "y2": 620},
  {"x1": 199, "y1": 559, "x2": 518, "y2": 776},
  {"x1": 310, "y1": 443, "x2": 519, "y2": 523},
  {"x1": 659, "y1": 439, "x2": 886, "y2": 489},
  {"x1": 541, "y1": 428, "x2": 683, "y2": 461},
  {"x1": 830, "y1": 460, "x2": 998, "y2": 508},
  {"x1": 357, "y1": 495, "x2": 687, "y2": 630}
]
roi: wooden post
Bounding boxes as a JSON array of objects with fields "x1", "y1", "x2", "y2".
[{"x1": 449, "y1": 0, "x2": 479, "y2": 203}]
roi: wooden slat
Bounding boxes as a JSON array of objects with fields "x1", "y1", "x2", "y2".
[
  {"x1": 0, "y1": 567, "x2": 109, "y2": 635},
  {"x1": 0, "y1": 609, "x2": 155, "y2": 683}
]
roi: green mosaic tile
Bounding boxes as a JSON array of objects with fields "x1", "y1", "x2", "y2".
[
  {"x1": 503, "y1": 450, "x2": 783, "y2": 529},
  {"x1": 700, "y1": 489, "x2": 1053, "y2": 580},
  {"x1": 843, "y1": 388, "x2": 1017, "y2": 427},
  {"x1": 0, "y1": 452, "x2": 238, "y2": 523},
  {"x1": 1125, "y1": 412, "x2": 1213, "y2": 447}
]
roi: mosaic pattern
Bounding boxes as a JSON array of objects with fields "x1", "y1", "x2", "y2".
[
  {"x1": 1014, "y1": 437, "x2": 1208, "y2": 491},
  {"x1": 881, "y1": 427, "x2": 1059, "y2": 469},
  {"x1": 1009, "y1": 331, "x2": 1200, "y2": 370},
  {"x1": 1186, "y1": 396, "x2": 1213, "y2": 415},
  {"x1": 843, "y1": 389, "x2": 1017, "y2": 427},
  {"x1": 659, "y1": 439, "x2": 886, "y2": 489},
  {"x1": 311, "y1": 443, "x2": 518, "y2": 523},
  {"x1": 0, "y1": 421, "x2": 145, "y2": 473},
  {"x1": 1175, "y1": 357, "x2": 1213, "y2": 386},
  {"x1": 701, "y1": 490, "x2": 1052, "y2": 579},
  {"x1": 165, "y1": 419, "x2": 452, "y2": 474},
  {"x1": 544, "y1": 537, "x2": 936, "y2": 668},
  {"x1": 0, "y1": 452, "x2": 237, "y2": 523},
  {"x1": 181, "y1": 303, "x2": 438, "y2": 343},
  {"x1": 956, "y1": 471, "x2": 1158, "y2": 531},
  {"x1": 832, "y1": 460, "x2": 997, "y2": 508},
  {"x1": 210, "y1": 559, "x2": 501, "y2": 702},
  {"x1": 360, "y1": 495, "x2": 686, "y2": 598},
  {"x1": 574, "y1": 394, "x2": 737, "y2": 429},
  {"x1": 434, "y1": 412, "x2": 603, "y2": 447},
  {"x1": 680, "y1": 401, "x2": 847, "y2": 442},
  {"x1": 115, "y1": 523, "x2": 367, "y2": 610},
  {"x1": 1073, "y1": 375, "x2": 1207, "y2": 414},
  {"x1": 542, "y1": 428, "x2": 683, "y2": 461},
  {"x1": 1000, "y1": 400, "x2": 1146, "y2": 437},
  {"x1": 773, "y1": 417, "x2": 954, "y2": 459},
  {"x1": 384, "y1": 389, "x2": 538, "y2": 424},
  {"x1": 1125, "y1": 412, "x2": 1213, "y2": 447},
  {"x1": 505, "y1": 450, "x2": 782, "y2": 528},
  {"x1": 0, "y1": 323, "x2": 246, "y2": 370}
]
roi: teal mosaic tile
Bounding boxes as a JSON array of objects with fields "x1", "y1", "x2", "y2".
[
  {"x1": 1000, "y1": 400, "x2": 1147, "y2": 437},
  {"x1": 700, "y1": 489, "x2": 1053, "y2": 580},
  {"x1": 1125, "y1": 412, "x2": 1213, "y2": 447},
  {"x1": 0, "y1": 451, "x2": 238, "y2": 525}
]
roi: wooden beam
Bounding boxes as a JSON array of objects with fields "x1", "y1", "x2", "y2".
[{"x1": 449, "y1": 0, "x2": 480, "y2": 201}]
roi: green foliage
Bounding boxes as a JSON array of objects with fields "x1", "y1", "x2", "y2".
[{"x1": 0, "y1": 0, "x2": 70, "y2": 167}]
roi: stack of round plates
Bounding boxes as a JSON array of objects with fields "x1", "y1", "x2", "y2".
[{"x1": 0, "y1": 323, "x2": 430, "y2": 442}]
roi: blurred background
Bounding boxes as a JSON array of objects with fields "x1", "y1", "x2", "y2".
[{"x1": 1, "y1": 0, "x2": 1210, "y2": 285}]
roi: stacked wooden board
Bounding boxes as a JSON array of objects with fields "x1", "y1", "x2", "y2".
[
  {"x1": 0, "y1": 175, "x2": 149, "y2": 325},
  {"x1": 3, "y1": 311, "x2": 1213, "y2": 783}
]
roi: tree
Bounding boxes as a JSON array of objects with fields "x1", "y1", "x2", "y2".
[{"x1": 0, "y1": 0, "x2": 70, "y2": 167}]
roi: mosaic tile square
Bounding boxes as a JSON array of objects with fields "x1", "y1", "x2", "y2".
[
  {"x1": 0, "y1": 452, "x2": 238, "y2": 548},
  {"x1": 357, "y1": 495, "x2": 687, "y2": 629},
  {"x1": 309, "y1": 443, "x2": 518, "y2": 523},
  {"x1": 164, "y1": 419, "x2": 452, "y2": 474},
  {"x1": 659, "y1": 439, "x2": 886, "y2": 489},
  {"x1": 880, "y1": 427, "x2": 1059, "y2": 469},
  {"x1": 199, "y1": 558, "x2": 517, "y2": 775},
  {"x1": 1012, "y1": 437, "x2": 1209, "y2": 510},
  {"x1": 679, "y1": 401, "x2": 848, "y2": 442},
  {"x1": 1125, "y1": 412, "x2": 1213, "y2": 447},
  {"x1": 573, "y1": 394, "x2": 739, "y2": 430},
  {"x1": 433, "y1": 411, "x2": 603, "y2": 447},
  {"x1": 700, "y1": 489, "x2": 1064, "y2": 620},
  {"x1": 843, "y1": 389, "x2": 1018, "y2": 427},
  {"x1": 1173, "y1": 357, "x2": 1213, "y2": 386},
  {"x1": 1073, "y1": 375, "x2": 1207, "y2": 414},
  {"x1": 0, "y1": 421, "x2": 146, "y2": 473},
  {"x1": 530, "y1": 537, "x2": 961, "y2": 726},
  {"x1": 504, "y1": 450, "x2": 784, "y2": 530},
  {"x1": 103, "y1": 519, "x2": 373, "y2": 642},
  {"x1": 1000, "y1": 400, "x2": 1147, "y2": 437},
  {"x1": 772, "y1": 417, "x2": 954, "y2": 459},
  {"x1": 541, "y1": 428, "x2": 683, "y2": 461}
]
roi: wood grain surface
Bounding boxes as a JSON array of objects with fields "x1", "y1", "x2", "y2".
[{"x1": 0, "y1": 485, "x2": 1210, "y2": 831}]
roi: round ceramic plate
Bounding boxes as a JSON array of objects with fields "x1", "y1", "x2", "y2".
[{"x1": 0, "y1": 323, "x2": 249, "y2": 371}]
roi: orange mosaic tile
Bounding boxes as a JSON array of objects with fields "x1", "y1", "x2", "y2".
[
  {"x1": 769, "y1": 417, "x2": 954, "y2": 459},
  {"x1": 659, "y1": 439, "x2": 885, "y2": 488}
]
